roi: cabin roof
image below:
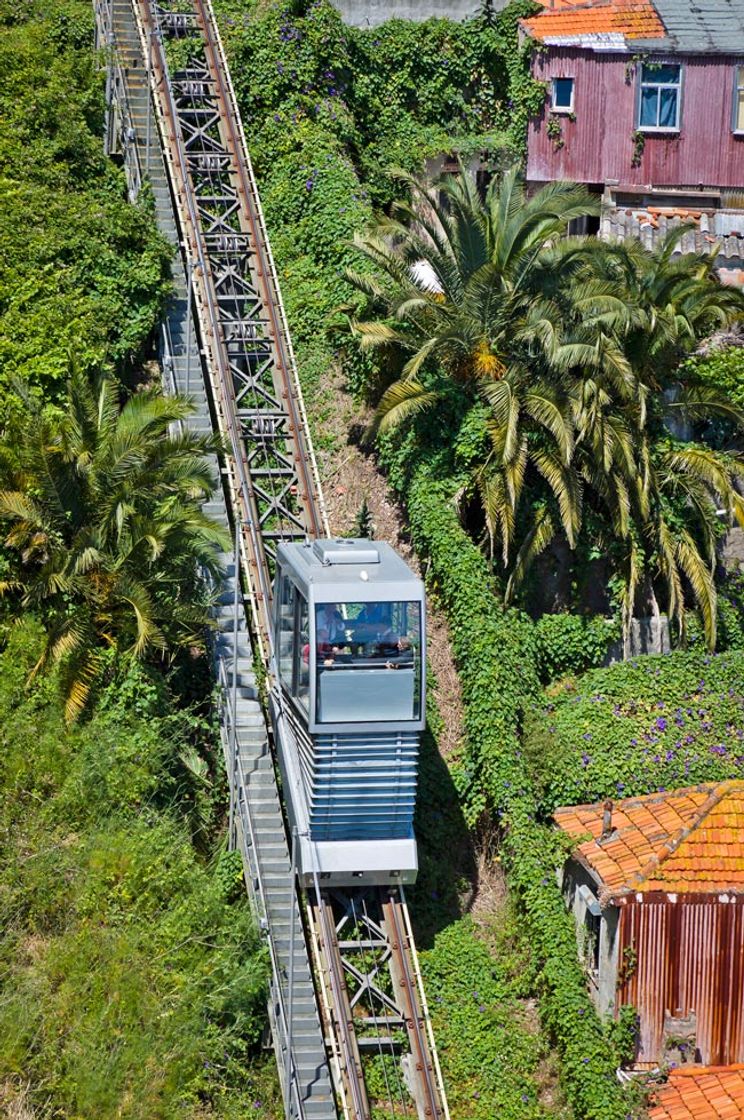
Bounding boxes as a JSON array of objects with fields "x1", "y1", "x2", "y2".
[
  {"x1": 554, "y1": 781, "x2": 744, "y2": 896},
  {"x1": 276, "y1": 539, "x2": 422, "y2": 594},
  {"x1": 521, "y1": 0, "x2": 744, "y2": 53},
  {"x1": 648, "y1": 1063, "x2": 744, "y2": 1119}
]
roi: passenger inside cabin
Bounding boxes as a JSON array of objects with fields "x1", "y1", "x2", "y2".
[{"x1": 316, "y1": 602, "x2": 346, "y2": 656}]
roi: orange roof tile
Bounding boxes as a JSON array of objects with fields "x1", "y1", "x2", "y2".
[
  {"x1": 522, "y1": 0, "x2": 666, "y2": 43},
  {"x1": 649, "y1": 1065, "x2": 744, "y2": 1120},
  {"x1": 554, "y1": 781, "x2": 744, "y2": 896}
]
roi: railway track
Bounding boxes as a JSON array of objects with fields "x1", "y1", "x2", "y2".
[{"x1": 95, "y1": 0, "x2": 450, "y2": 1116}]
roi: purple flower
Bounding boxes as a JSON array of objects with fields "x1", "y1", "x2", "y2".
[
  {"x1": 583, "y1": 732, "x2": 592, "y2": 740},
  {"x1": 305, "y1": 179, "x2": 314, "y2": 190},
  {"x1": 656, "y1": 717, "x2": 667, "y2": 731},
  {"x1": 581, "y1": 752, "x2": 592, "y2": 767}
]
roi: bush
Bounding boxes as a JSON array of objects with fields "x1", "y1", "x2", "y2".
[
  {"x1": 0, "y1": 622, "x2": 277, "y2": 1119},
  {"x1": 534, "y1": 613, "x2": 618, "y2": 683},
  {"x1": 525, "y1": 649, "x2": 744, "y2": 813}
]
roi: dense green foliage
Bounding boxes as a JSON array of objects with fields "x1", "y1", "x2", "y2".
[
  {"x1": 348, "y1": 167, "x2": 744, "y2": 649},
  {"x1": 534, "y1": 613, "x2": 618, "y2": 683},
  {"x1": 423, "y1": 914, "x2": 568, "y2": 1120},
  {"x1": 682, "y1": 343, "x2": 744, "y2": 412},
  {"x1": 0, "y1": 368, "x2": 228, "y2": 719},
  {"x1": 400, "y1": 466, "x2": 638, "y2": 1120},
  {"x1": 526, "y1": 649, "x2": 744, "y2": 813},
  {"x1": 0, "y1": 622, "x2": 277, "y2": 1119},
  {"x1": 216, "y1": 0, "x2": 541, "y2": 402},
  {"x1": 0, "y1": 0, "x2": 171, "y2": 405}
]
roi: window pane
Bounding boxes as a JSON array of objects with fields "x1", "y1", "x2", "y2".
[
  {"x1": 737, "y1": 88, "x2": 744, "y2": 131},
  {"x1": 295, "y1": 595, "x2": 309, "y2": 712},
  {"x1": 552, "y1": 77, "x2": 573, "y2": 109},
  {"x1": 640, "y1": 86, "x2": 659, "y2": 127},
  {"x1": 642, "y1": 63, "x2": 679, "y2": 85},
  {"x1": 315, "y1": 601, "x2": 422, "y2": 723},
  {"x1": 659, "y1": 87, "x2": 678, "y2": 127},
  {"x1": 277, "y1": 576, "x2": 295, "y2": 686}
]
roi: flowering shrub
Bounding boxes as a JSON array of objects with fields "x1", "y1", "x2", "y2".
[{"x1": 526, "y1": 650, "x2": 744, "y2": 812}]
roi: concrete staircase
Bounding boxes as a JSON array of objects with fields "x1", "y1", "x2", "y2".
[{"x1": 106, "y1": 2, "x2": 335, "y2": 1114}]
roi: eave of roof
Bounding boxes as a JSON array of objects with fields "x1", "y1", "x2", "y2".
[
  {"x1": 521, "y1": 0, "x2": 666, "y2": 47},
  {"x1": 649, "y1": 1064, "x2": 744, "y2": 1120},
  {"x1": 555, "y1": 781, "x2": 744, "y2": 897}
]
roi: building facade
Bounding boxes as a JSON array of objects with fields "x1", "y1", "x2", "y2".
[
  {"x1": 522, "y1": 0, "x2": 744, "y2": 282},
  {"x1": 556, "y1": 782, "x2": 744, "y2": 1067}
]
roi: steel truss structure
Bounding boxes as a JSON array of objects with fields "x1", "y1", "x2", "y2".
[{"x1": 97, "y1": 0, "x2": 451, "y2": 1114}]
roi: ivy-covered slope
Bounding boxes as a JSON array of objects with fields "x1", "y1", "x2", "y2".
[{"x1": 526, "y1": 650, "x2": 744, "y2": 813}]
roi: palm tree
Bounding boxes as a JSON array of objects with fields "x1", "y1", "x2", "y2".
[
  {"x1": 346, "y1": 163, "x2": 602, "y2": 431},
  {"x1": 348, "y1": 164, "x2": 744, "y2": 650},
  {"x1": 346, "y1": 164, "x2": 612, "y2": 563},
  {"x1": 0, "y1": 368, "x2": 228, "y2": 719}
]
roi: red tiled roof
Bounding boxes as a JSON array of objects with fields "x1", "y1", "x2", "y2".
[
  {"x1": 522, "y1": 0, "x2": 666, "y2": 43},
  {"x1": 554, "y1": 781, "x2": 744, "y2": 896},
  {"x1": 649, "y1": 1064, "x2": 744, "y2": 1119}
]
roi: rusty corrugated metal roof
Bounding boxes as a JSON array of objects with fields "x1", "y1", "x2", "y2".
[
  {"x1": 554, "y1": 781, "x2": 744, "y2": 896},
  {"x1": 521, "y1": 0, "x2": 666, "y2": 44},
  {"x1": 648, "y1": 1064, "x2": 744, "y2": 1118}
]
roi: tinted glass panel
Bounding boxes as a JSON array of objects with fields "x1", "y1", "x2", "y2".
[
  {"x1": 296, "y1": 595, "x2": 309, "y2": 712},
  {"x1": 315, "y1": 601, "x2": 422, "y2": 723},
  {"x1": 277, "y1": 576, "x2": 295, "y2": 686},
  {"x1": 736, "y1": 68, "x2": 744, "y2": 131},
  {"x1": 640, "y1": 86, "x2": 659, "y2": 127},
  {"x1": 552, "y1": 77, "x2": 574, "y2": 109},
  {"x1": 659, "y1": 87, "x2": 678, "y2": 127}
]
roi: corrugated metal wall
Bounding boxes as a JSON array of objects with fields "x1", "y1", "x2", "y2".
[
  {"x1": 617, "y1": 895, "x2": 744, "y2": 1065},
  {"x1": 527, "y1": 48, "x2": 744, "y2": 192}
]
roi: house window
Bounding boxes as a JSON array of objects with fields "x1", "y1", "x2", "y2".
[
  {"x1": 638, "y1": 63, "x2": 681, "y2": 130},
  {"x1": 734, "y1": 65, "x2": 744, "y2": 133},
  {"x1": 551, "y1": 77, "x2": 574, "y2": 112}
]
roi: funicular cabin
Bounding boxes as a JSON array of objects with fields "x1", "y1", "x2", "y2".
[{"x1": 271, "y1": 539, "x2": 425, "y2": 886}]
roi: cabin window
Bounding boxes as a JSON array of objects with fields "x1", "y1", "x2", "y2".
[
  {"x1": 276, "y1": 576, "x2": 310, "y2": 713},
  {"x1": 734, "y1": 65, "x2": 744, "y2": 133},
  {"x1": 551, "y1": 77, "x2": 574, "y2": 113},
  {"x1": 638, "y1": 63, "x2": 681, "y2": 130},
  {"x1": 276, "y1": 575, "x2": 295, "y2": 688},
  {"x1": 314, "y1": 600, "x2": 422, "y2": 724},
  {"x1": 295, "y1": 594, "x2": 310, "y2": 712}
]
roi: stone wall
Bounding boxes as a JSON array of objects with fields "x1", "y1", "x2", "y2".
[{"x1": 329, "y1": 0, "x2": 483, "y2": 27}]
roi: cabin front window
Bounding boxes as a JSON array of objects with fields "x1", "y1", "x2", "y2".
[
  {"x1": 314, "y1": 600, "x2": 422, "y2": 724},
  {"x1": 551, "y1": 77, "x2": 574, "y2": 113},
  {"x1": 638, "y1": 63, "x2": 681, "y2": 131},
  {"x1": 734, "y1": 65, "x2": 744, "y2": 133}
]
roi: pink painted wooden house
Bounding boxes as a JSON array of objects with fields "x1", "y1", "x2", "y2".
[{"x1": 521, "y1": 0, "x2": 744, "y2": 282}]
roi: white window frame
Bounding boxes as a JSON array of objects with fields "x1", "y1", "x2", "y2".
[
  {"x1": 637, "y1": 61, "x2": 682, "y2": 132},
  {"x1": 551, "y1": 76, "x2": 575, "y2": 114},
  {"x1": 733, "y1": 63, "x2": 744, "y2": 135}
]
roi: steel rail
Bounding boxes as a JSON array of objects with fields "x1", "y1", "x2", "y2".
[
  {"x1": 194, "y1": 0, "x2": 329, "y2": 542},
  {"x1": 311, "y1": 884, "x2": 372, "y2": 1120},
  {"x1": 381, "y1": 891, "x2": 447, "y2": 1120},
  {"x1": 116, "y1": 5, "x2": 450, "y2": 1118},
  {"x1": 131, "y1": 0, "x2": 275, "y2": 658}
]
